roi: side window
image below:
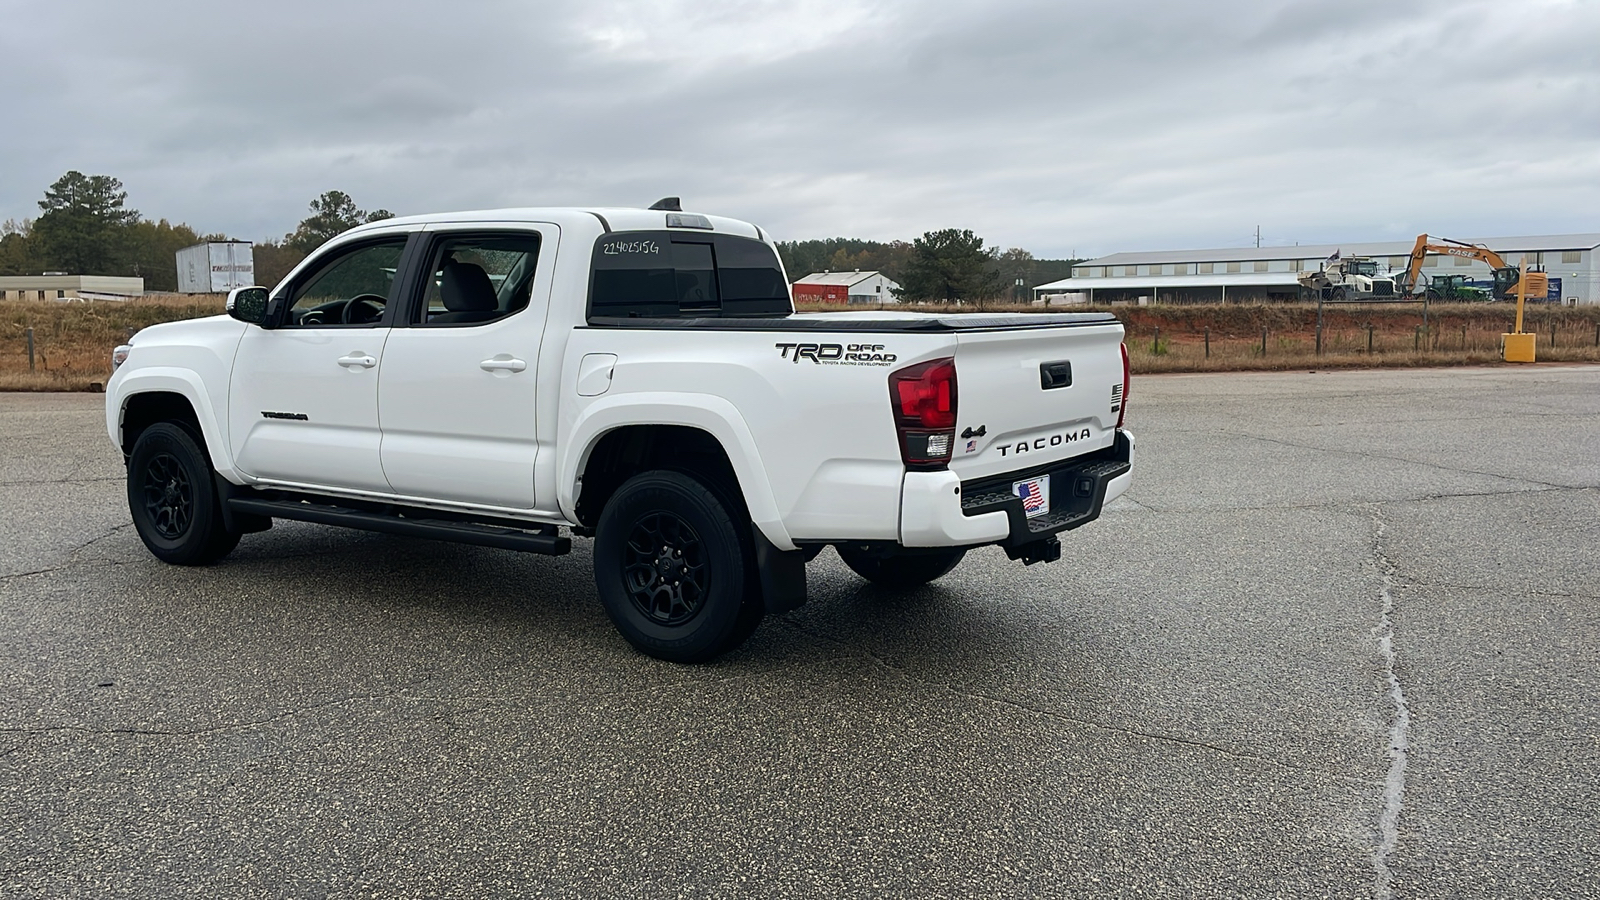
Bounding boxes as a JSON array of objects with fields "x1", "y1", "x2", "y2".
[
  {"x1": 715, "y1": 236, "x2": 789, "y2": 316},
  {"x1": 589, "y1": 231, "x2": 791, "y2": 319},
  {"x1": 285, "y1": 239, "x2": 407, "y2": 327},
  {"x1": 413, "y1": 232, "x2": 542, "y2": 326}
]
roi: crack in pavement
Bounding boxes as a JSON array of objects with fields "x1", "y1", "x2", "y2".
[
  {"x1": 1405, "y1": 579, "x2": 1600, "y2": 603},
  {"x1": 1109, "y1": 484, "x2": 1593, "y2": 517},
  {"x1": 769, "y1": 618, "x2": 1368, "y2": 785},
  {"x1": 1218, "y1": 429, "x2": 1572, "y2": 492},
  {"x1": 0, "y1": 476, "x2": 122, "y2": 486},
  {"x1": 68, "y1": 522, "x2": 134, "y2": 554},
  {"x1": 1, "y1": 524, "x2": 137, "y2": 580},
  {"x1": 1367, "y1": 505, "x2": 1412, "y2": 900},
  {"x1": 0, "y1": 656, "x2": 859, "y2": 741}
]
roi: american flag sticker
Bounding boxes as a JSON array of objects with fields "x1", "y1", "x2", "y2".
[{"x1": 1013, "y1": 475, "x2": 1051, "y2": 518}]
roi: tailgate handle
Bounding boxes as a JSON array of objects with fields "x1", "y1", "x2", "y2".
[{"x1": 1040, "y1": 360, "x2": 1072, "y2": 389}]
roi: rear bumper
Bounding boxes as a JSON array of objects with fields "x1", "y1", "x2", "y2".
[{"x1": 899, "y1": 430, "x2": 1134, "y2": 548}]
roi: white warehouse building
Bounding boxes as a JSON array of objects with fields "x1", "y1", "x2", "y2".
[{"x1": 1035, "y1": 233, "x2": 1600, "y2": 306}]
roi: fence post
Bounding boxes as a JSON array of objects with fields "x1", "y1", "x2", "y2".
[
  {"x1": 1316, "y1": 298, "x2": 1324, "y2": 356},
  {"x1": 1462, "y1": 325, "x2": 1467, "y2": 350},
  {"x1": 26, "y1": 327, "x2": 35, "y2": 372},
  {"x1": 1261, "y1": 327, "x2": 1267, "y2": 356},
  {"x1": 1414, "y1": 325, "x2": 1421, "y2": 352},
  {"x1": 1153, "y1": 326, "x2": 1160, "y2": 354},
  {"x1": 1368, "y1": 323, "x2": 1374, "y2": 355},
  {"x1": 1204, "y1": 328, "x2": 1210, "y2": 358}
]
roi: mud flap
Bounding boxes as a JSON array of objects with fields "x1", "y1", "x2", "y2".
[
  {"x1": 213, "y1": 475, "x2": 273, "y2": 535},
  {"x1": 752, "y1": 526, "x2": 808, "y2": 614}
]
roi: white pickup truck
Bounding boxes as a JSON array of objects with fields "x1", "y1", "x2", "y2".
[{"x1": 106, "y1": 202, "x2": 1134, "y2": 661}]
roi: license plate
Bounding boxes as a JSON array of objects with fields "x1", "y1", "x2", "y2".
[{"x1": 1013, "y1": 474, "x2": 1051, "y2": 518}]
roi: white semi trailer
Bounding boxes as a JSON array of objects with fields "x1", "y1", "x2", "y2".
[{"x1": 175, "y1": 241, "x2": 255, "y2": 294}]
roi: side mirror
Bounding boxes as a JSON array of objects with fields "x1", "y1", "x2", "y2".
[{"x1": 227, "y1": 286, "x2": 270, "y2": 326}]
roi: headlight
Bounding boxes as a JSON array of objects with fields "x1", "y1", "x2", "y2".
[{"x1": 111, "y1": 344, "x2": 132, "y2": 371}]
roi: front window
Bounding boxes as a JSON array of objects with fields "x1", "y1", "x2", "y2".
[{"x1": 286, "y1": 239, "x2": 407, "y2": 327}]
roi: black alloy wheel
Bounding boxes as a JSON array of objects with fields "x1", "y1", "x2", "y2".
[
  {"x1": 141, "y1": 452, "x2": 193, "y2": 539},
  {"x1": 126, "y1": 422, "x2": 241, "y2": 565},
  {"x1": 593, "y1": 470, "x2": 762, "y2": 663},
  {"x1": 623, "y1": 511, "x2": 710, "y2": 627}
]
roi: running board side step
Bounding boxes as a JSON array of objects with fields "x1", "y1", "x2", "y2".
[{"x1": 228, "y1": 498, "x2": 572, "y2": 556}]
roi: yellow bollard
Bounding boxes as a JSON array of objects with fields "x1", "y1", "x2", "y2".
[
  {"x1": 1502, "y1": 332, "x2": 1537, "y2": 362},
  {"x1": 1501, "y1": 258, "x2": 1538, "y2": 363}
]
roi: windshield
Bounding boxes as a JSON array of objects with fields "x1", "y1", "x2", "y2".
[{"x1": 1350, "y1": 260, "x2": 1378, "y2": 276}]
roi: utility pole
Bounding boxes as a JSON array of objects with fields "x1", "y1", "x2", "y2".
[{"x1": 1255, "y1": 225, "x2": 1261, "y2": 248}]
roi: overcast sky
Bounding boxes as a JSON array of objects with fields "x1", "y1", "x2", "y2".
[{"x1": 3, "y1": 0, "x2": 1597, "y2": 258}]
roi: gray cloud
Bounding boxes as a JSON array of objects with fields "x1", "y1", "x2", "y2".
[{"x1": 2, "y1": 0, "x2": 1596, "y2": 257}]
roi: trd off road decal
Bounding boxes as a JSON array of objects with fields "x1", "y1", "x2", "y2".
[{"x1": 775, "y1": 343, "x2": 898, "y2": 366}]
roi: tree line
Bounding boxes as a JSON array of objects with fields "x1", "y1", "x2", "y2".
[
  {"x1": 775, "y1": 232, "x2": 1079, "y2": 303},
  {"x1": 0, "y1": 172, "x2": 393, "y2": 291},
  {"x1": 2, "y1": 170, "x2": 1079, "y2": 301}
]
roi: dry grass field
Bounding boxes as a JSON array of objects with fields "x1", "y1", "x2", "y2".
[
  {"x1": 0, "y1": 294, "x2": 224, "y2": 391},
  {"x1": 2, "y1": 296, "x2": 1596, "y2": 391},
  {"x1": 802, "y1": 299, "x2": 1600, "y2": 372}
]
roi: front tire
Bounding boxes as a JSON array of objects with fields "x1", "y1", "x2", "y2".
[
  {"x1": 127, "y1": 422, "x2": 240, "y2": 565},
  {"x1": 593, "y1": 470, "x2": 761, "y2": 663},
  {"x1": 836, "y1": 544, "x2": 967, "y2": 588}
]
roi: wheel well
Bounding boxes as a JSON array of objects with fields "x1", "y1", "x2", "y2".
[
  {"x1": 576, "y1": 425, "x2": 743, "y2": 527},
  {"x1": 121, "y1": 392, "x2": 204, "y2": 458}
]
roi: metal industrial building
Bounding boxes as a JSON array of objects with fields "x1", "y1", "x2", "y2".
[
  {"x1": 0, "y1": 274, "x2": 145, "y2": 301},
  {"x1": 1035, "y1": 233, "x2": 1600, "y2": 305}
]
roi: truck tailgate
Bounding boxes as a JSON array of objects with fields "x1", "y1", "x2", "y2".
[{"x1": 948, "y1": 322, "x2": 1125, "y2": 481}]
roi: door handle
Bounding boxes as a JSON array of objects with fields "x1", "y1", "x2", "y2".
[
  {"x1": 480, "y1": 355, "x2": 527, "y2": 373},
  {"x1": 337, "y1": 353, "x2": 377, "y2": 369}
]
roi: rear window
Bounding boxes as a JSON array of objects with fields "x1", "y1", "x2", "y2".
[{"x1": 590, "y1": 231, "x2": 791, "y2": 319}]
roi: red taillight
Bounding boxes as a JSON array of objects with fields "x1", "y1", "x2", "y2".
[
  {"x1": 888, "y1": 357, "x2": 958, "y2": 469},
  {"x1": 1116, "y1": 341, "x2": 1130, "y2": 430}
]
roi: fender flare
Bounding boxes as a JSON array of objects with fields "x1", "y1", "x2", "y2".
[
  {"x1": 560, "y1": 392, "x2": 794, "y2": 550},
  {"x1": 108, "y1": 367, "x2": 242, "y2": 482}
]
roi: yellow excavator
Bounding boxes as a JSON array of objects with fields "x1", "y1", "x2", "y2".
[
  {"x1": 1396, "y1": 234, "x2": 1547, "y2": 363},
  {"x1": 1395, "y1": 234, "x2": 1546, "y2": 302}
]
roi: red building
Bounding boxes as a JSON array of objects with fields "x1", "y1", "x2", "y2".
[{"x1": 790, "y1": 282, "x2": 849, "y2": 304}]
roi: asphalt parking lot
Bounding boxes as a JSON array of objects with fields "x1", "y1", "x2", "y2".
[{"x1": 2, "y1": 365, "x2": 1598, "y2": 899}]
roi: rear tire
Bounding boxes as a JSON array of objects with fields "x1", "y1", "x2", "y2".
[
  {"x1": 593, "y1": 470, "x2": 762, "y2": 663},
  {"x1": 1330, "y1": 288, "x2": 1348, "y2": 302},
  {"x1": 127, "y1": 422, "x2": 240, "y2": 565},
  {"x1": 836, "y1": 544, "x2": 967, "y2": 588}
]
